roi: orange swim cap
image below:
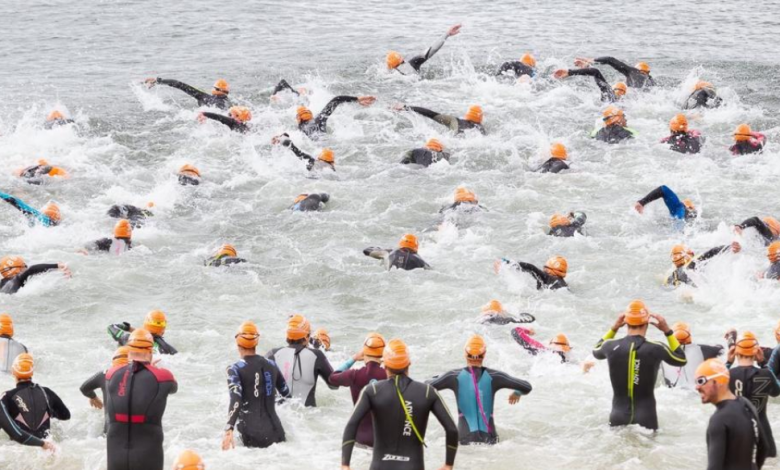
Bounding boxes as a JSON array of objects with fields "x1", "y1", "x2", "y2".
[
  {"x1": 318, "y1": 148, "x2": 335, "y2": 164},
  {"x1": 386, "y1": 51, "x2": 404, "y2": 70},
  {"x1": 426, "y1": 138, "x2": 444, "y2": 153},
  {"x1": 669, "y1": 114, "x2": 688, "y2": 133},
  {"x1": 549, "y1": 334, "x2": 571, "y2": 352},
  {"x1": 672, "y1": 322, "x2": 692, "y2": 345},
  {"x1": 544, "y1": 256, "x2": 568, "y2": 278},
  {"x1": 520, "y1": 53, "x2": 536, "y2": 68},
  {"x1": 12, "y1": 353, "x2": 34, "y2": 380},
  {"x1": 235, "y1": 321, "x2": 260, "y2": 348},
  {"x1": 734, "y1": 124, "x2": 752, "y2": 142},
  {"x1": 602, "y1": 106, "x2": 625, "y2": 126},
  {"x1": 481, "y1": 299, "x2": 504, "y2": 314},
  {"x1": 694, "y1": 81, "x2": 714, "y2": 91},
  {"x1": 363, "y1": 332, "x2": 386, "y2": 357},
  {"x1": 383, "y1": 339, "x2": 411, "y2": 369},
  {"x1": 212, "y1": 79, "x2": 230, "y2": 96},
  {"x1": 127, "y1": 328, "x2": 155, "y2": 353},
  {"x1": 464, "y1": 105, "x2": 483, "y2": 124},
  {"x1": 670, "y1": 244, "x2": 693, "y2": 268},
  {"x1": 46, "y1": 110, "x2": 64, "y2": 122},
  {"x1": 550, "y1": 143, "x2": 567, "y2": 160},
  {"x1": 762, "y1": 217, "x2": 780, "y2": 237},
  {"x1": 454, "y1": 186, "x2": 477, "y2": 203},
  {"x1": 398, "y1": 234, "x2": 419, "y2": 253},
  {"x1": 112, "y1": 346, "x2": 130, "y2": 367},
  {"x1": 114, "y1": 219, "x2": 132, "y2": 239},
  {"x1": 624, "y1": 300, "x2": 650, "y2": 326},
  {"x1": 769, "y1": 241, "x2": 780, "y2": 263},
  {"x1": 179, "y1": 164, "x2": 201, "y2": 178},
  {"x1": 0, "y1": 313, "x2": 14, "y2": 337},
  {"x1": 735, "y1": 331, "x2": 759, "y2": 357},
  {"x1": 612, "y1": 82, "x2": 627, "y2": 97},
  {"x1": 228, "y1": 106, "x2": 251, "y2": 123},
  {"x1": 297, "y1": 106, "x2": 313, "y2": 123},
  {"x1": 465, "y1": 334, "x2": 487, "y2": 358},
  {"x1": 287, "y1": 314, "x2": 311, "y2": 341},
  {"x1": 0, "y1": 256, "x2": 27, "y2": 279},
  {"x1": 695, "y1": 359, "x2": 730, "y2": 385},
  {"x1": 42, "y1": 202, "x2": 61, "y2": 224},
  {"x1": 549, "y1": 213, "x2": 570, "y2": 229},
  {"x1": 635, "y1": 62, "x2": 650, "y2": 73},
  {"x1": 173, "y1": 449, "x2": 205, "y2": 470},
  {"x1": 313, "y1": 328, "x2": 331, "y2": 350},
  {"x1": 143, "y1": 310, "x2": 167, "y2": 336}
]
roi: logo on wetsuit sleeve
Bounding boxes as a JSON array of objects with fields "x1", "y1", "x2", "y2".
[
  {"x1": 382, "y1": 454, "x2": 411, "y2": 462},
  {"x1": 403, "y1": 400, "x2": 414, "y2": 437}
]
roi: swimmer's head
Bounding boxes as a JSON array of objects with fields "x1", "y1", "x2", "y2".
[
  {"x1": 12, "y1": 353, "x2": 34, "y2": 381},
  {"x1": 549, "y1": 213, "x2": 571, "y2": 229},
  {"x1": 612, "y1": 82, "x2": 627, "y2": 97},
  {"x1": 635, "y1": 62, "x2": 650, "y2": 74},
  {"x1": 769, "y1": 241, "x2": 780, "y2": 264},
  {"x1": 228, "y1": 106, "x2": 251, "y2": 123},
  {"x1": 0, "y1": 313, "x2": 14, "y2": 338},
  {"x1": 173, "y1": 449, "x2": 205, "y2": 470},
  {"x1": 37, "y1": 159, "x2": 49, "y2": 166},
  {"x1": 669, "y1": 114, "x2": 688, "y2": 133},
  {"x1": 363, "y1": 332, "x2": 386, "y2": 359},
  {"x1": 318, "y1": 148, "x2": 335, "y2": 164},
  {"x1": 398, "y1": 233, "x2": 419, "y2": 253},
  {"x1": 734, "y1": 123, "x2": 753, "y2": 142},
  {"x1": 549, "y1": 334, "x2": 571, "y2": 353},
  {"x1": 425, "y1": 138, "x2": 444, "y2": 153},
  {"x1": 144, "y1": 310, "x2": 167, "y2": 336},
  {"x1": 178, "y1": 164, "x2": 201, "y2": 178},
  {"x1": 602, "y1": 106, "x2": 625, "y2": 126},
  {"x1": 112, "y1": 346, "x2": 130, "y2": 368},
  {"x1": 550, "y1": 143, "x2": 567, "y2": 160},
  {"x1": 735, "y1": 331, "x2": 759, "y2": 358},
  {"x1": 464, "y1": 334, "x2": 487, "y2": 364},
  {"x1": 695, "y1": 359, "x2": 730, "y2": 403},
  {"x1": 454, "y1": 186, "x2": 477, "y2": 203},
  {"x1": 670, "y1": 244, "x2": 693, "y2": 268},
  {"x1": 544, "y1": 256, "x2": 567, "y2": 278},
  {"x1": 312, "y1": 328, "x2": 331, "y2": 351},
  {"x1": 0, "y1": 256, "x2": 27, "y2": 279},
  {"x1": 46, "y1": 110, "x2": 65, "y2": 122},
  {"x1": 481, "y1": 299, "x2": 504, "y2": 315},
  {"x1": 464, "y1": 105, "x2": 483, "y2": 124},
  {"x1": 235, "y1": 321, "x2": 260, "y2": 349},
  {"x1": 212, "y1": 79, "x2": 230, "y2": 96},
  {"x1": 296, "y1": 106, "x2": 313, "y2": 123},
  {"x1": 520, "y1": 53, "x2": 536, "y2": 68},
  {"x1": 127, "y1": 328, "x2": 155, "y2": 353},
  {"x1": 286, "y1": 314, "x2": 311, "y2": 343},
  {"x1": 624, "y1": 300, "x2": 650, "y2": 327},
  {"x1": 682, "y1": 198, "x2": 696, "y2": 214},
  {"x1": 114, "y1": 219, "x2": 132, "y2": 240},
  {"x1": 41, "y1": 202, "x2": 61, "y2": 225},
  {"x1": 215, "y1": 244, "x2": 237, "y2": 259},
  {"x1": 672, "y1": 322, "x2": 692, "y2": 345},
  {"x1": 386, "y1": 51, "x2": 404, "y2": 70},
  {"x1": 763, "y1": 217, "x2": 780, "y2": 237},
  {"x1": 694, "y1": 81, "x2": 714, "y2": 92},
  {"x1": 294, "y1": 194, "x2": 308, "y2": 205},
  {"x1": 383, "y1": 338, "x2": 411, "y2": 373}
]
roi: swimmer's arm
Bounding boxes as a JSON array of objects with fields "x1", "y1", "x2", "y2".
[
  {"x1": 201, "y1": 112, "x2": 240, "y2": 131},
  {"x1": 0, "y1": 394, "x2": 44, "y2": 447},
  {"x1": 511, "y1": 327, "x2": 544, "y2": 355},
  {"x1": 15, "y1": 264, "x2": 59, "y2": 286},
  {"x1": 155, "y1": 336, "x2": 178, "y2": 355},
  {"x1": 314, "y1": 350, "x2": 338, "y2": 390},
  {"x1": 511, "y1": 261, "x2": 546, "y2": 284},
  {"x1": 490, "y1": 369, "x2": 533, "y2": 395},
  {"x1": 0, "y1": 192, "x2": 36, "y2": 218},
  {"x1": 329, "y1": 367, "x2": 357, "y2": 387},
  {"x1": 315, "y1": 96, "x2": 358, "y2": 126},
  {"x1": 427, "y1": 370, "x2": 458, "y2": 392},
  {"x1": 363, "y1": 247, "x2": 392, "y2": 259},
  {"x1": 225, "y1": 365, "x2": 243, "y2": 429},
  {"x1": 342, "y1": 389, "x2": 371, "y2": 466},
  {"x1": 400, "y1": 150, "x2": 415, "y2": 164},
  {"x1": 408, "y1": 32, "x2": 449, "y2": 71},
  {"x1": 88, "y1": 238, "x2": 113, "y2": 252},
  {"x1": 705, "y1": 419, "x2": 728, "y2": 470},
  {"x1": 697, "y1": 245, "x2": 730, "y2": 263},
  {"x1": 45, "y1": 388, "x2": 70, "y2": 420},
  {"x1": 592, "y1": 329, "x2": 617, "y2": 359},
  {"x1": 156, "y1": 78, "x2": 209, "y2": 100},
  {"x1": 282, "y1": 139, "x2": 315, "y2": 163},
  {"x1": 701, "y1": 344, "x2": 724, "y2": 360},
  {"x1": 408, "y1": 106, "x2": 441, "y2": 122},
  {"x1": 655, "y1": 333, "x2": 687, "y2": 365},
  {"x1": 636, "y1": 186, "x2": 665, "y2": 207},
  {"x1": 271, "y1": 79, "x2": 299, "y2": 97},
  {"x1": 567, "y1": 68, "x2": 614, "y2": 102},
  {"x1": 79, "y1": 372, "x2": 104, "y2": 399},
  {"x1": 593, "y1": 57, "x2": 634, "y2": 78},
  {"x1": 107, "y1": 323, "x2": 131, "y2": 344},
  {"x1": 737, "y1": 217, "x2": 774, "y2": 242},
  {"x1": 430, "y1": 388, "x2": 459, "y2": 466}
]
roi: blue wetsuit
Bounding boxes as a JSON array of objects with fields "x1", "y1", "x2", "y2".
[
  {"x1": 0, "y1": 192, "x2": 57, "y2": 226},
  {"x1": 428, "y1": 367, "x2": 532, "y2": 445},
  {"x1": 637, "y1": 185, "x2": 696, "y2": 222}
]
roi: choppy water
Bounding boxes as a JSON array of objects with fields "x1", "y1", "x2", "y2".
[{"x1": 1, "y1": 0, "x2": 779, "y2": 469}]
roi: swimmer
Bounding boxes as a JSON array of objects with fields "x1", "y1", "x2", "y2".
[
  {"x1": 329, "y1": 333, "x2": 387, "y2": 448},
  {"x1": 178, "y1": 164, "x2": 201, "y2": 186},
  {"x1": 296, "y1": 95, "x2": 376, "y2": 139},
  {"x1": 591, "y1": 106, "x2": 636, "y2": 143},
  {"x1": 495, "y1": 255, "x2": 568, "y2": 290},
  {"x1": 393, "y1": 103, "x2": 486, "y2": 135},
  {"x1": 0, "y1": 192, "x2": 61, "y2": 227},
  {"x1": 695, "y1": 359, "x2": 767, "y2": 470},
  {"x1": 223, "y1": 321, "x2": 290, "y2": 449},
  {"x1": 363, "y1": 234, "x2": 431, "y2": 271},
  {"x1": 662, "y1": 114, "x2": 704, "y2": 154},
  {"x1": 107, "y1": 203, "x2": 154, "y2": 228},
  {"x1": 204, "y1": 244, "x2": 246, "y2": 267},
  {"x1": 428, "y1": 335, "x2": 532, "y2": 445},
  {"x1": 173, "y1": 450, "x2": 205, "y2": 470},
  {"x1": 82, "y1": 219, "x2": 133, "y2": 255},
  {"x1": 105, "y1": 328, "x2": 177, "y2": 470},
  {"x1": 290, "y1": 193, "x2": 330, "y2": 212},
  {"x1": 439, "y1": 187, "x2": 485, "y2": 214},
  {"x1": 634, "y1": 185, "x2": 697, "y2": 223},
  {"x1": 1, "y1": 353, "x2": 70, "y2": 439},
  {"x1": 592, "y1": 300, "x2": 686, "y2": 430},
  {"x1": 266, "y1": 315, "x2": 335, "y2": 407},
  {"x1": 536, "y1": 143, "x2": 570, "y2": 173},
  {"x1": 734, "y1": 216, "x2": 780, "y2": 246},
  {"x1": 341, "y1": 338, "x2": 458, "y2": 470},
  {"x1": 44, "y1": 110, "x2": 74, "y2": 129},
  {"x1": 660, "y1": 322, "x2": 723, "y2": 389},
  {"x1": 107, "y1": 310, "x2": 178, "y2": 355},
  {"x1": 272, "y1": 134, "x2": 335, "y2": 171},
  {"x1": 664, "y1": 242, "x2": 741, "y2": 287},
  {"x1": 762, "y1": 242, "x2": 780, "y2": 280},
  {"x1": 80, "y1": 347, "x2": 129, "y2": 434},
  {"x1": 400, "y1": 138, "x2": 450, "y2": 167},
  {"x1": 731, "y1": 124, "x2": 766, "y2": 155},
  {"x1": 478, "y1": 300, "x2": 535, "y2": 325},
  {"x1": 548, "y1": 212, "x2": 587, "y2": 237},
  {"x1": 15, "y1": 159, "x2": 69, "y2": 185},
  {"x1": 496, "y1": 53, "x2": 537, "y2": 79},
  {"x1": 511, "y1": 328, "x2": 595, "y2": 371},
  {"x1": 574, "y1": 57, "x2": 656, "y2": 88},
  {"x1": 0, "y1": 256, "x2": 70, "y2": 295},
  {"x1": 270, "y1": 79, "x2": 304, "y2": 99},
  {"x1": 144, "y1": 77, "x2": 232, "y2": 110},
  {"x1": 0, "y1": 313, "x2": 28, "y2": 373},
  {"x1": 310, "y1": 329, "x2": 331, "y2": 352},
  {"x1": 198, "y1": 106, "x2": 251, "y2": 133},
  {"x1": 386, "y1": 24, "x2": 462, "y2": 75},
  {"x1": 553, "y1": 68, "x2": 626, "y2": 102},
  {"x1": 682, "y1": 81, "x2": 722, "y2": 110}
]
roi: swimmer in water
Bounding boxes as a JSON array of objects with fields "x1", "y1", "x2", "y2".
[
  {"x1": 178, "y1": 164, "x2": 201, "y2": 186},
  {"x1": 386, "y1": 24, "x2": 462, "y2": 75},
  {"x1": 270, "y1": 79, "x2": 304, "y2": 99},
  {"x1": 548, "y1": 212, "x2": 587, "y2": 237},
  {"x1": 496, "y1": 53, "x2": 537, "y2": 79},
  {"x1": 574, "y1": 57, "x2": 656, "y2": 88},
  {"x1": 309, "y1": 329, "x2": 331, "y2": 352},
  {"x1": 664, "y1": 242, "x2": 741, "y2": 288},
  {"x1": 44, "y1": 110, "x2": 74, "y2": 129},
  {"x1": 198, "y1": 106, "x2": 251, "y2": 133},
  {"x1": 536, "y1": 143, "x2": 570, "y2": 173},
  {"x1": 730, "y1": 123, "x2": 766, "y2": 156},
  {"x1": 662, "y1": 114, "x2": 704, "y2": 154},
  {"x1": 80, "y1": 347, "x2": 130, "y2": 434},
  {"x1": 272, "y1": 134, "x2": 335, "y2": 171},
  {"x1": 107, "y1": 310, "x2": 178, "y2": 355},
  {"x1": 592, "y1": 300, "x2": 686, "y2": 430},
  {"x1": 428, "y1": 334, "x2": 532, "y2": 446},
  {"x1": 439, "y1": 187, "x2": 485, "y2": 215},
  {"x1": 400, "y1": 138, "x2": 450, "y2": 167},
  {"x1": 682, "y1": 81, "x2": 722, "y2": 110},
  {"x1": 735, "y1": 216, "x2": 780, "y2": 246},
  {"x1": 144, "y1": 77, "x2": 232, "y2": 110},
  {"x1": 341, "y1": 338, "x2": 458, "y2": 470},
  {"x1": 591, "y1": 106, "x2": 636, "y2": 143},
  {"x1": 290, "y1": 193, "x2": 330, "y2": 212},
  {"x1": 0, "y1": 192, "x2": 61, "y2": 227},
  {"x1": 553, "y1": 67, "x2": 626, "y2": 102},
  {"x1": 82, "y1": 219, "x2": 133, "y2": 255},
  {"x1": 393, "y1": 103, "x2": 486, "y2": 136},
  {"x1": 511, "y1": 327, "x2": 595, "y2": 371},
  {"x1": 296, "y1": 95, "x2": 376, "y2": 139},
  {"x1": 204, "y1": 244, "x2": 246, "y2": 267},
  {"x1": 363, "y1": 234, "x2": 431, "y2": 271},
  {"x1": 0, "y1": 313, "x2": 28, "y2": 373},
  {"x1": 107, "y1": 203, "x2": 154, "y2": 228},
  {"x1": 15, "y1": 159, "x2": 69, "y2": 185},
  {"x1": 634, "y1": 185, "x2": 697, "y2": 223},
  {"x1": 0, "y1": 256, "x2": 71, "y2": 295},
  {"x1": 478, "y1": 300, "x2": 535, "y2": 325},
  {"x1": 760, "y1": 241, "x2": 780, "y2": 280},
  {"x1": 0, "y1": 360, "x2": 56, "y2": 450},
  {"x1": 660, "y1": 322, "x2": 723, "y2": 389},
  {"x1": 495, "y1": 255, "x2": 568, "y2": 290}
]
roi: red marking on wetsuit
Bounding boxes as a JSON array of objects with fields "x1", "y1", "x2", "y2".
[
  {"x1": 143, "y1": 363, "x2": 176, "y2": 383},
  {"x1": 115, "y1": 414, "x2": 146, "y2": 423},
  {"x1": 105, "y1": 364, "x2": 128, "y2": 381},
  {"x1": 117, "y1": 369, "x2": 131, "y2": 397}
]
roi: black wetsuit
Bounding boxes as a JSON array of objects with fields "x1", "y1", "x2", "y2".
[
  {"x1": 18, "y1": 165, "x2": 60, "y2": 185},
  {"x1": 105, "y1": 362, "x2": 177, "y2": 470},
  {"x1": 205, "y1": 255, "x2": 246, "y2": 267},
  {"x1": 666, "y1": 245, "x2": 731, "y2": 287},
  {"x1": 737, "y1": 217, "x2": 777, "y2": 246},
  {"x1": 107, "y1": 205, "x2": 152, "y2": 228},
  {"x1": 107, "y1": 323, "x2": 178, "y2": 356},
  {"x1": 728, "y1": 365, "x2": 780, "y2": 457},
  {"x1": 226, "y1": 355, "x2": 291, "y2": 448},
  {"x1": 767, "y1": 262, "x2": 780, "y2": 281},
  {"x1": 683, "y1": 88, "x2": 722, "y2": 110},
  {"x1": 178, "y1": 174, "x2": 200, "y2": 186},
  {"x1": 299, "y1": 96, "x2": 359, "y2": 138},
  {"x1": 0, "y1": 394, "x2": 44, "y2": 447},
  {"x1": 662, "y1": 131, "x2": 704, "y2": 154},
  {"x1": 566, "y1": 68, "x2": 617, "y2": 102},
  {"x1": 706, "y1": 397, "x2": 767, "y2": 470},
  {"x1": 364, "y1": 248, "x2": 431, "y2": 271},
  {"x1": 407, "y1": 106, "x2": 485, "y2": 136},
  {"x1": 593, "y1": 57, "x2": 656, "y2": 88},
  {"x1": 44, "y1": 119, "x2": 75, "y2": 130},
  {"x1": 549, "y1": 213, "x2": 587, "y2": 237},
  {"x1": 1, "y1": 381, "x2": 70, "y2": 439},
  {"x1": 271, "y1": 79, "x2": 300, "y2": 97},
  {"x1": 480, "y1": 313, "x2": 536, "y2": 325},
  {"x1": 90, "y1": 238, "x2": 132, "y2": 254},
  {"x1": 292, "y1": 194, "x2": 329, "y2": 212},
  {"x1": 202, "y1": 112, "x2": 249, "y2": 133},
  {"x1": 400, "y1": 148, "x2": 450, "y2": 167},
  {"x1": 342, "y1": 374, "x2": 458, "y2": 470},
  {"x1": 154, "y1": 78, "x2": 231, "y2": 110},
  {"x1": 731, "y1": 135, "x2": 766, "y2": 156},
  {"x1": 496, "y1": 61, "x2": 534, "y2": 78},
  {"x1": 0, "y1": 264, "x2": 59, "y2": 295},
  {"x1": 501, "y1": 259, "x2": 567, "y2": 290},
  {"x1": 393, "y1": 33, "x2": 451, "y2": 75},
  {"x1": 439, "y1": 201, "x2": 484, "y2": 214},
  {"x1": 428, "y1": 367, "x2": 532, "y2": 445},
  {"x1": 592, "y1": 125, "x2": 636, "y2": 143},
  {"x1": 265, "y1": 344, "x2": 334, "y2": 407},
  {"x1": 592, "y1": 331, "x2": 686, "y2": 430},
  {"x1": 537, "y1": 158, "x2": 569, "y2": 174},
  {"x1": 279, "y1": 137, "x2": 335, "y2": 172},
  {"x1": 80, "y1": 370, "x2": 110, "y2": 433}
]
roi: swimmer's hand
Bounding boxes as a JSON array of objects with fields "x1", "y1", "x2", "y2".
[
  {"x1": 731, "y1": 241, "x2": 741, "y2": 253},
  {"x1": 649, "y1": 313, "x2": 670, "y2": 333},
  {"x1": 553, "y1": 69, "x2": 569, "y2": 79},
  {"x1": 447, "y1": 24, "x2": 462, "y2": 37},
  {"x1": 197, "y1": 112, "x2": 207, "y2": 124},
  {"x1": 42, "y1": 441, "x2": 57, "y2": 452},
  {"x1": 222, "y1": 429, "x2": 235, "y2": 451},
  {"x1": 508, "y1": 393, "x2": 521, "y2": 405},
  {"x1": 574, "y1": 57, "x2": 594, "y2": 68},
  {"x1": 391, "y1": 103, "x2": 408, "y2": 112},
  {"x1": 353, "y1": 350, "x2": 365, "y2": 362},
  {"x1": 358, "y1": 96, "x2": 376, "y2": 107},
  {"x1": 58, "y1": 263, "x2": 72, "y2": 278},
  {"x1": 89, "y1": 397, "x2": 103, "y2": 410},
  {"x1": 733, "y1": 225, "x2": 743, "y2": 235},
  {"x1": 143, "y1": 78, "x2": 157, "y2": 88},
  {"x1": 611, "y1": 314, "x2": 626, "y2": 332},
  {"x1": 582, "y1": 361, "x2": 596, "y2": 374},
  {"x1": 634, "y1": 202, "x2": 644, "y2": 214}
]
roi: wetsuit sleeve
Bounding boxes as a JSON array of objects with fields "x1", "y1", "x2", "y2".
[
  {"x1": 400, "y1": 150, "x2": 415, "y2": 164},
  {"x1": 511, "y1": 327, "x2": 546, "y2": 355},
  {"x1": 328, "y1": 367, "x2": 357, "y2": 387},
  {"x1": 91, "y1": 238, "x2": 112, "y2": 252},
  {"x1": 654, "y1": 333, "x2": 687, "y2": 366},
  {"x1": 341, "y1": 388, "x2": 371, "y2": 466},
  {"x1": 283, "y1": 139, "x2": 315, "y2": 163},
  {"x1": 107, "y1": 323, "x2": 131, "y2": 345},
  {"x1": 430, "y1": 387, "x2": 459, "y2": 466},
  {"x1": 0, "y1": 192, "x2": 39, "y2": 220},
  {"x1": 0, "y1": 393, "x2": 44, "y2": 447},
  {"x1": 697, "y1": 245, "x2": 730, "y2": 263},
  {"x1": 202, "y1": 112, "x2": 240, "y2": 131},
  {"x1": 274, "y1": 364, "x2": 291, "y2": 398},
  {"x1": 225, "y1": 364, "x2": 242, "y2": 430},
  {"x1": 154, "y1": 336, "x2": 178, "y2": 355},
  {"x1": 14, "y1": 264, "x2": 59, "y2": 288},
  {"x1": 79, "y1": 371, "x2": 104, "y2": 399},
  {"x1": 314, "y1": 350, "x2": 336, "y2": 388},
  {"x1": 427, "y1": 369, "x2": 459, "y2": 392},
  {"x1": 363, "y1": 247, "x2": 392, "y2": 259},
  {"x1": 488, "y1": 369, "x2": 533, "y2": 395},
  {"x1": 409, "y1": 106, "x2": 454, "y2": 128},
  {"x1": 44, "y1": 388, "x2": 70, "y2": 420},
  {"x1": 271, "y1": 79, "x2": 299, "y2": 96},
  {"x1": 407, "y1": 33, "x2": 449, "y2": 71},
  {"x1": 593, "y1": 57, "x2": 634, "y2": 79},
  {"x1": 701, "y1": 345, "x2": 724, "y2": 360},
  {"x1": 509, "y1": 261, "x2": 550, "y2": 285},
  {"x1": 592, "y1": 329, "x2": 617, "y2": 359},
  {"x1": 737, "y1": 217, "x2": 774, "y2": 242},
  {"x1": 497, "y1": 62, "x2": 534, "y2": 77},
  {"x1": 637, "y1": 186, "x2": 665, "y2": 206},
  {"x1": 315, "y1": 96, "x2": 358, "y2": 127},
  {"x1": 705, "y1": 415, "x2": 728, "y2": 470},
  {"x1": 768, "y1": 347, "x2": 780, "y2": 386},
  {"x1": 567, "y1": 68, "x2": 614, "y2": 102},
  {"x1": 316, "y1": 193, "x2": 330, "y2": 203},
  {"x1": 157, "y1": 79, "x2": 209, "y2": 101}
]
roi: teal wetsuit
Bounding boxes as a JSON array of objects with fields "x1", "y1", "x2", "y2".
[{"x1": 0, "y1": 192, "x2": 57, "y2": 227}]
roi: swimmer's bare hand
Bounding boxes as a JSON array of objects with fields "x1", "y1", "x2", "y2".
[
  {"x1": 553, "y1": 69, "x2": 569, "y2": 79},
  {"x1": 341, "y1": 466, "x2": 351, "y2": 470},
  {"x1": 731, "y1": 241, "x2": 741, "y2": 253},
  {"x1": 757, "y1": 346, "x2": 766, "y2": 363},
  {"x1": 634, "y1": 202, "x2": 644, "y2": 214},
  {"x1": 508, "y1": 393, "x2": 521, "y2": 405},
  {"x1": 221, "y1": 429, "x2": 235, "y2": 451},
  {"x1": 733, "y1": 225, "x2": 743, "y2": 235},
  {"x1": 297, "y1": 87, "x2": 308, "y2": 96},
  {"x1": 77, "y1": 249, "x2": 89, "y2": 255},
  {"x1": 89, "y1": 397, "x2": 103, "y2": 409},
  {"x1": 358, "y1": 96, "x2": 376, "y2": 107},
  {"x1": 143, "y1": 78, "x2": 157, "y2": 88},
  {"x1": 448, "y1": 24, "x2": 462, "y2": 37},
  {"x1": 353, "y1": 351, "x2": 365, "y2": 362},
  {"x1": 58, "y1": 263, "x2": 71, "y2": 278},
  {"x1": 391, "y1": 103, "x2": 407, "y2": 112},
  {"x1": 582, "y1": 361, "x2": 596, "y2": 373},
  {"x1": 612, "y1": 314, "x2": 626, "y2": 332},
  {"x1": 727, "y1": 345, "x2": 736, "y2": 364},
  {"x1": 526, "y1": 327, "x2": 536, "y2": 336},
  {"x1": 437, "y1": 465, "x2": 453, "y2": 470},
  {"x1": 197, "y1": 112, "x2": 207, "y2": 124},
  {"x1": 574, "y1": 57, "x2": 593, "y2": 68},
  {"x1": 649, "y1": 313, "x2": 669, "y2": 332},
  {"x1": 42, "y1": 441, "x2": 56, "y2": 452}
]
